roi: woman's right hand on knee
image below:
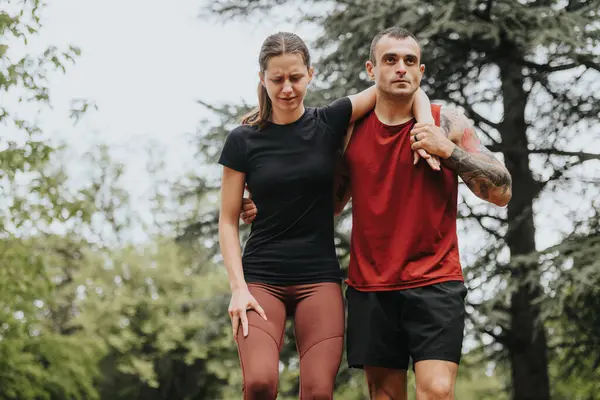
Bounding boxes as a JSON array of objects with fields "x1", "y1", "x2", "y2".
[{"x1": 228, "y1": 288, "x2": 268, "y2": 340}]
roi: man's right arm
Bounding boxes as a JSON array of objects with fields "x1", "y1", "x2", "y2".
[
  {"x1": 333, "y1": 151, "x2": 352, "y2": 216},
  {"x1": 333, "y1": 122, "x2": 355, "y2": 215}
]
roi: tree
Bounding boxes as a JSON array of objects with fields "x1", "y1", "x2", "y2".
[
  {"x1": 196, "y1": 1, "x2": 600, "y2": 399},
  {"x1": 68, "y1": 239, "x2": 237, "y2": 400},
  {"x1": 541, "y1": 216, "x2": 600, "y2": 399},
  {"x1": 0, "y1": 2, "x2": 105, "y2": 398},
  {"x1": 2, "y1": 1, "x2": 252, "y2": 398}
]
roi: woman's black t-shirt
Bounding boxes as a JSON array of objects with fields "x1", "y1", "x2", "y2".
[{"x1": 218, "y1": 97, "x2": 353, "y2": 285}]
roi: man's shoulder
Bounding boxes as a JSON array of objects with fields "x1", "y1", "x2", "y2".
[
  {"x1": 439, "y1": 105, "x2": 471, "y2": 139},
  {"x1": 351, "y1": 109, "x2": 375, "y2": 131}
]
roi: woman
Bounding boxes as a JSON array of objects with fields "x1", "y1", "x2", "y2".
[{"x1": 218, "y1": 32, "x2": 433, "y2": 399}]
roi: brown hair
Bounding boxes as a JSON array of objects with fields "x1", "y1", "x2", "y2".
[
  {"x1": 369, "y1": 27, "x2": 420, "y2": 65},
  {"x1": 241, "y1": 32, "x2": 311, "y2": 129}
]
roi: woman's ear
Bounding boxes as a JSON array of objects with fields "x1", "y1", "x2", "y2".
[{"x1": 308, "y1": 66, "x2": 315, "y2": 83}]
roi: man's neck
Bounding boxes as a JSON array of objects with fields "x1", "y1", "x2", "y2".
[{"x1": 374, "y1": 92, "x2": 415, "y2": 126}]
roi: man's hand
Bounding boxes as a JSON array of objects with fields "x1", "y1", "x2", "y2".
[
  {"x1": 240, "y1": 198, "x2": 257, "y2": 224},
  {"x1": 413, "y1": 149, "x2": 441, "y2": 171},
  {"x1": 409, "y1": 123, "x2": 456, "y2": 159},
  {"x1": 420, "y1": 107, "x2": 512, "y2": 207}
]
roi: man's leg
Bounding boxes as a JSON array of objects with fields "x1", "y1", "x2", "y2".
[
  {"x1": 345, "y1": 286, "x2": 409, "y2": 400},
  {"x1": 405, "y1": 281, "x2": 467, "y2": 400},
  {"x1": 414, "y1": 360, "x2": 458, "y2": 400},
  {"x1": 364, "y1": 366, "x2": 407, "y2": 400}
]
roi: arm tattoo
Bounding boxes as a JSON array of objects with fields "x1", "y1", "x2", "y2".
[
  {"x1": 444, "y1": 145, "x2": 512, "y2": 200},
  {"x1": 440, "y1": 108, "x2": 512, "y2": 204}
]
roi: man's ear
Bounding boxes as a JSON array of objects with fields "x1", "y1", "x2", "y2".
[
  {"x1": 366, "y1": 60, "x2": 375, "y2": 80},
  {"x1": 308, "y1": 66, "x2": 315, "y2": 83}
]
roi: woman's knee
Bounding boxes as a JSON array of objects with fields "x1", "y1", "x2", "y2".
[{"x1": 244, "y1": 373, "x2": 278, "y2": 399}]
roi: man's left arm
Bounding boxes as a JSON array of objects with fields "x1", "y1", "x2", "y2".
[{"x1": 410, "y1": 107, "x2": 512, "y2": 207}]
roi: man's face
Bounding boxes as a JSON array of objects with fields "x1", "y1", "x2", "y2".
[{"x1": 366, "y1": 35, "x2": 425, "y2": 98}]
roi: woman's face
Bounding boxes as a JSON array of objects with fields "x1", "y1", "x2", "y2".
[{"x1": 260, "y1": 53, "x2": 313, "y2": 115}]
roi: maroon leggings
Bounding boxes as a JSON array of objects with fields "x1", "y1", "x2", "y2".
[{"x1": 236, "y1": 282, "x2": 345, "y2": 400}]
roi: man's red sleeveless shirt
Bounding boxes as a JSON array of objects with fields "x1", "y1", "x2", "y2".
[{"x1": 344, "y1": 105, "x2": 463, "y2": 291}]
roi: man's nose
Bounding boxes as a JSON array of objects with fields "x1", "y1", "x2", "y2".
[{"x1": 396, "y1": 61, "x2": 407, "y2": 75}]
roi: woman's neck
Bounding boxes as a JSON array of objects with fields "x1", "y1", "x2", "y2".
[{"x1": 271, "y1": 105, "x2": 306, "y2": 125}]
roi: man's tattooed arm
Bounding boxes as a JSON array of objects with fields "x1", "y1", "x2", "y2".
[
  {"x1": 440, "y1": 107, "x2": 512, "y2": 206},
  {"x1": 333, "y1": 151, "x2": 352, "y2": 215}
]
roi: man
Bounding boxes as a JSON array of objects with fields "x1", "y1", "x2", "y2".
[
  {"x1": 242, "y1": 27, "x2": 512, "y2": 400},
  {"x1": 334, "y1": 27, "x2": 511, "y2": 400}
]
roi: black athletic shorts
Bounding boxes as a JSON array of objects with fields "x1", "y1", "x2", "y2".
[{"x1": 346, "y1": 280, "x2": 467, "y2": 370}]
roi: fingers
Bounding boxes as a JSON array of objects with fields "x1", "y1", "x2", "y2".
[
  {"x1": 413, "y1": 149, "x2": 441, "y2": 171},
  {"x1": 424, "y1": 151, "x2": 440, "y2": 169},
  {"x1": 251, "y1": 300, "x2": 268, "y2": 321},
  {"x1": 231, "y1": 313, "x2": 240, "y2": 341},
  {"x1": 241, "y1": 211, "x2": 256, "y2": 224},
  {"x1": 240, "y1": 309, "x2": 249, "y2": 337},
  {"x1": 425, "y1": 155, "x2": 441, "y2": 171},
  {"x1": 410, "y1": 124, "x2": 435, "y2": 144},
  {"x1": 240, "y1": 198, "x2": 257, "y2": 224},
  {"x1": 242, "y1": 206, "x2": 257, "y2": 217},
  {"x1": 411, "y1": 131, "x2": 427, "y2": 146},
  {"x1": 417, "y1": 149, "x2": 431, "y2": 159},
  {"x1": 241, "y1": 202, "x2": 256, "y2": 213}
]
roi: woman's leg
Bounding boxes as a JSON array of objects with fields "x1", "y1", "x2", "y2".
[
  {"x1": 293, "y1": 282, "x2": 345, "y2": 400},
  {"x1": 237, "y1": 283, "x2": 287, "y2": 400}
]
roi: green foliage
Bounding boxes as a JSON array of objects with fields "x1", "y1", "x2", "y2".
[
  {"x1": 1, "y1": 0, "x2": 598, "y2": 398},
  {"x1": 0, "y1": 1, "x2": 103, "y2": 398},
  {"x1": 0, "y1": 234, "x2": 105, "y2": 400},
  {"x1": 69, "y1": 239, "x2": 237, "y2": 400}
]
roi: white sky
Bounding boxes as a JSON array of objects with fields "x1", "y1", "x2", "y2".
[{"x1": 16, "y1": 0, "x2": 317, "y2": 148}]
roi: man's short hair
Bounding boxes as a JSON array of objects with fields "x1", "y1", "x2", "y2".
[{"x1": 369, "y1": 27, "x2": 421, "y2": 65}]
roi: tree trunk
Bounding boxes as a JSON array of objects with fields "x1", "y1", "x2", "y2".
[{"x1": 498, "y1": 44, "x2": 551, "y2": 400}]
